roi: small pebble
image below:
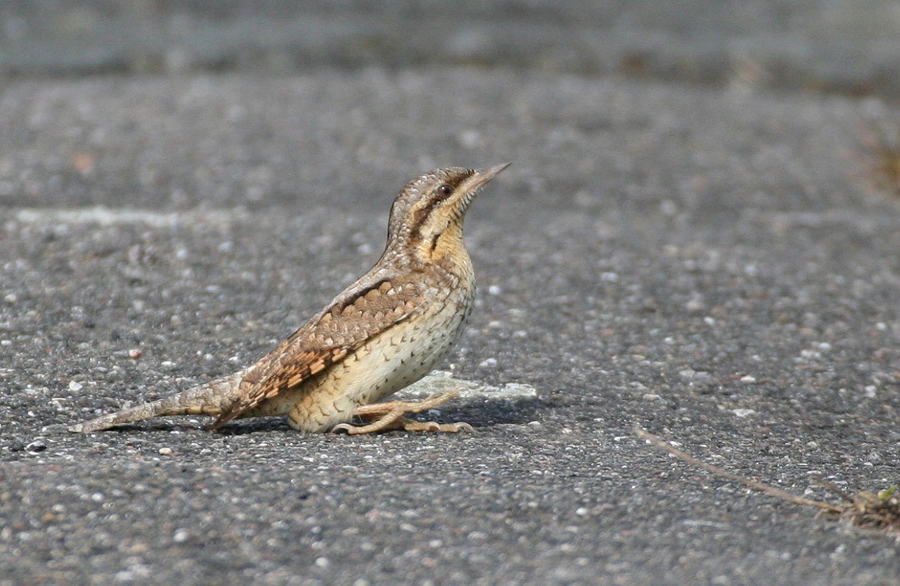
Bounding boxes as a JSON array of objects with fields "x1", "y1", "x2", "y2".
[
  {"x1": 479, "y1": 358, "x2": 498, "y2": 368},
  {"x1": 158, "y1": 447, "x2": 173, "y2": 456},
  {"x1": 68, "y1": 381, "x2": 83, "y2": 392},
  {"x1": 458, "y1": 129, "x2": 481, "y2": 148},
  {"x1": 25, "y1": 440, "x2": 47, "y2": 453},
  {"x1": 129, "y1": 348, "x2": 142, "y2": 359},
  {"x1": 660, "y1": 200, "x2": 678, "y2": 216},
  {"x1": 685, "y1": 297, "x2": 705, "y2": 311},
  {"x1": 739, "y1": 375, "x2": 757, "y2": 384}
]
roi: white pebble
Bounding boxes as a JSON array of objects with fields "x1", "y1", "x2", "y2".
[
  {"x1": 479, "y1": 358, "x2": 498, "y2": 368},
  {"x1": 685, "y1": 297, "x2": 705, "y2": 312},
  {"x1": 158, "y1": 447, "x2": 173, "y2": 456},
  {"x1": 458, "y1": 129, "x2": 481, "y2": 148},
  {"x1": 68, "y1": 381, "x2": 83, "y2": 391}
]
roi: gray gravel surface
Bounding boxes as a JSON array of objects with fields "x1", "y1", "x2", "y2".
[{"x1": 2, "y1": 70, "x2": 900, "y2": 585}]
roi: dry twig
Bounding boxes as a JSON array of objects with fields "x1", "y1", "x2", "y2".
[{"x1": 635, "y1": 426, "x2": 900, "y2": 533}]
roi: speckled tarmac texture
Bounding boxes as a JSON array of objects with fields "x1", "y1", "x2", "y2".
[{"x1": 2, "y1": 56, "x2": 900, "y2": 586}]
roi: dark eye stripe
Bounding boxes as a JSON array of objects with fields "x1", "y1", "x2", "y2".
[
  {"x1": 409, "y1": 170, "x2": 476, "y2": 236},
  {"x1": 439, "y1": 170, "x2": 473, "y2": 193},
  {"x1": 411, "y1": 196, "x2": 444, "y2": 235}
]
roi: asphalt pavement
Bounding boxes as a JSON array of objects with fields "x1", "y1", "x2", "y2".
[{"x1": 2, "y1": 4, "x2": 900, "y2": 586}]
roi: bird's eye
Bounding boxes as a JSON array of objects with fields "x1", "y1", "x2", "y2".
[{"x1": 436, "y1": 184, "x2": 453, "y2": 197}]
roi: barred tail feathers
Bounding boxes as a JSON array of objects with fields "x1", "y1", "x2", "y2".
[{"x1": 69, "y1": 369, "x2": 246, "y2": 433}]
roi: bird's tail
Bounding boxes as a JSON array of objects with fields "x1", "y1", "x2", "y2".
[{"x1": 68, "y1": 369, "x2": 246, "y2": 433}]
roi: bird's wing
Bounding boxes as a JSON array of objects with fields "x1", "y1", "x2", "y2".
[{"x1": 209, "y1": 273, "x2": 428, "y2": 429}]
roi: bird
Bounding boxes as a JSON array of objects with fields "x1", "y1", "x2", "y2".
[{"x1": 69, "y1": 163, "x2": 510, "y2": 434}]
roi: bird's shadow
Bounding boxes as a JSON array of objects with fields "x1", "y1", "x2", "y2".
[{"x1": 69, "y1": 398, "x2": 548, "y2": 437}]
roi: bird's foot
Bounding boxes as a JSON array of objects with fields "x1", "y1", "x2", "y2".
[
  {"x1": 397, "y1": 418, "x2": 474, "y2": 433},
  {"x1": 331, "y1": 390, "x2": 473, "y2": 435}
]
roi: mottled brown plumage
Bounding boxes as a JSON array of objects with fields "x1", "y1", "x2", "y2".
[{"x1": 70, "y1": 163, "x2": 509, "y2": 434}]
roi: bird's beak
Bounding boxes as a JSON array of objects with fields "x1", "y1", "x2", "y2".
[{"x1": 466, "y1": 162, "x2": 512, "y2": 193}]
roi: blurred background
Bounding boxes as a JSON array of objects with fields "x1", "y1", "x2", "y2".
[{"x1": 2, "y1": 0, "x2": 900, "y2": 99}]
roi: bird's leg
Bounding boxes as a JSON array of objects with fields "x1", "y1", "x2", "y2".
[
  {"x1": 331, "y1": 390, "x2": 473, "y2": 434},
  {"x1": 355, "y1": 389, "x2": 460, "y2": 416},
  {"x1": 331, "y1": 406, "x2": 406, "y2": 434}
]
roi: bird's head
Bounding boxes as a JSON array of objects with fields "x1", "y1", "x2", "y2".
[{"x1": 385, "y1": 163, "x2": 510, "y2": 261}]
